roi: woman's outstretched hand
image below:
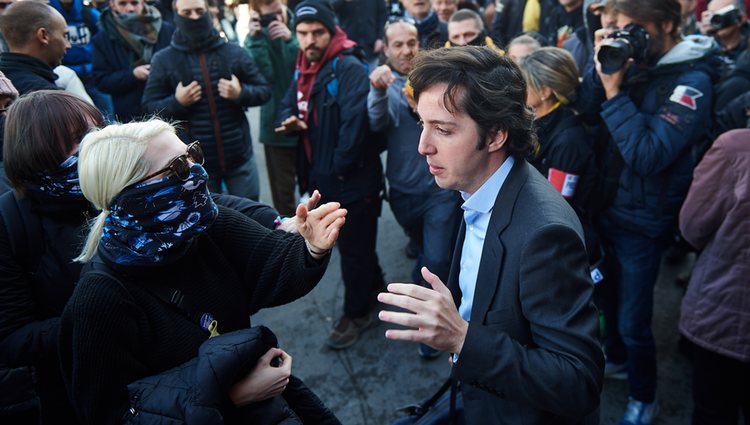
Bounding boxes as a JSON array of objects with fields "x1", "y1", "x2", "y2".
[{"x1": 295, "y1": 190, "x2": 347, "y2": 258}]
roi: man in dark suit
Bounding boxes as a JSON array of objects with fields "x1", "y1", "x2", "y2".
[{"x1": 378, "y1": 46, "x2": 603, "y2": 424}]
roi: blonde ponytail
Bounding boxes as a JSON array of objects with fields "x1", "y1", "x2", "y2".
[
  {"x1": 73, "y1": 118, "x2": 177, "y2": 263},
  {"x1": 74, "y1": 211, "x2": 109, "y2": 263}
]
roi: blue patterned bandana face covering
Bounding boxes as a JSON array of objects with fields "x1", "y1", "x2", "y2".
[
  {"x1": 99, "y1": 163, "x2": 219, "y2": 266},
  {"x1": 24, "y1": 153, "x2": 84, "y2": 199}
]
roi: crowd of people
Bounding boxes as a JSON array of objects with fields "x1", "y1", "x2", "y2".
[{"x1": 0, "y1": 0, "x2": 747, "y2": 424}]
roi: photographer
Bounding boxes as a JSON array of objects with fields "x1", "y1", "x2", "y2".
[
  {"x1": 580, "y1": 0, "x2": 717, "y2": 424},
  {"x1": 699, "y1": 0, "x2": 749, "y2": 63}
]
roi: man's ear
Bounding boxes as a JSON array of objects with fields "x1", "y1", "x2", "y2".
[
  {"x1": 487, "y1": 129, "x2": 508, "y2": 153},
  {"x1": 661, "y1": 20, "x2": 674, "y2": 36},
  {"x1": 36, "y1": 27, "x2": 49, "y2": 46}
]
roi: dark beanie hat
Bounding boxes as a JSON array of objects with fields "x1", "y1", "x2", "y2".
[{"x1": 294, "y1": 0, "x2": 337, "y2": 34}]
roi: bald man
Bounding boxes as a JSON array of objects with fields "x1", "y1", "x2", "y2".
[
  {"x1": 0, "y1": 1, "x2": 70, "y2": 194},
  {"x1": 0, "y1": 1, "x2": 70, "y2": 94}
]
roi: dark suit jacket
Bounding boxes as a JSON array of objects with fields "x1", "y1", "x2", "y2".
[{"x1": 448, "y1": 159, "x2": 603, "y2": 424}]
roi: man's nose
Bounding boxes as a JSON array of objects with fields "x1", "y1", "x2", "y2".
[{"x1": 417, "y1": 133, "x2": 433, "y2": 156}]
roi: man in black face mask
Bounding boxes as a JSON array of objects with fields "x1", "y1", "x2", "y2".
[
  {"x1": 142, "y1": 0, "x2": 271, "y2": 200},
  {"x1": 444, "y1": 9, "x2": 502, "y2": 52},
  {"x1": 92, "y1": 0, "x2": 174, "y2": 122}
]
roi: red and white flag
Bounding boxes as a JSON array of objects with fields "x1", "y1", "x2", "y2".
[{"x1": 548, "y1": 168, "x2": 578, "y2": 199}]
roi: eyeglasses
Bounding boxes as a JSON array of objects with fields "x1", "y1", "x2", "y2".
[{"x1": 137, "y1": 141, "x2": 204, "y2": 184}]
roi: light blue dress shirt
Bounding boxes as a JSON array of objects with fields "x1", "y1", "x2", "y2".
[{"x1": 457, "y1": 156, "x2": 515, "y2": 321}]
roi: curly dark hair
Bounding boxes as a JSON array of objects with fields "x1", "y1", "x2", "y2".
[{"x1": 408, "y1": 46, "x2": 537, "y2": 158}]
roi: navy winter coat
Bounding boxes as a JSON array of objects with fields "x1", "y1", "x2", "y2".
[
  {"x1": 91, "y1": 21, "x2": 174, "y2": 122},
  {"x1": 580, "y1": 35, "x2": 718, "y2": 238},
  {"x1": 142, "y1": 34, "x2": 271, "y2": 175}
]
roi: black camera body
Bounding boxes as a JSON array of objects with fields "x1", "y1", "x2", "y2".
[
  {"x1": 259, "y1": 13, "x2": 278, "y2": 28},
  {"x1": 597, "y1": 24, "x2": 651, "y2": 74},
  {"x1": 710, "y1": 5, "x2": 742, "y2": 31}
]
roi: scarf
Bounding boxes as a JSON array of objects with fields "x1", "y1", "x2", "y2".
[
  {"x1": 295, "y1": 26, "x2": 356, "y2": 162},
  {"x1": 172, "y1": 13, "x2": 222, "y2": 51},
  {"x1": 102, "y1": 5, "x2": 162, "y2": 65},
  {"x1": 99, "y1": 164, "x2": 218, "y2": 266},
  {"x1": 24, "y1": 153, "x2": 85, "y2": 200},
  {"x1": 409, "y1": 10, "x2": 439, "y2": 45},
  {"x1": 467, "y1": 31, "x2": 489, "y2": 47}
]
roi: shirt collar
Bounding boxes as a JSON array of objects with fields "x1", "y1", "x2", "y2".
[
  {"x1": 461, "y1": 156, "x2": 515, "y2": 214},
  {"x1": 406, "y1": 9, "x2": 437, "y2": 26}
]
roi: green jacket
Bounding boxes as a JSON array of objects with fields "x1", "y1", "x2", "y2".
[{"x1": 243, "y1": 12, "x2": 299, "y2": 147}]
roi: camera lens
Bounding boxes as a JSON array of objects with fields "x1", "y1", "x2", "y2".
[
  {"x1": 598, "y1": 40, "x2": 632, "y2": 74},
  {"x1": 710, "y1": 6, "x2": 741, "y2": 30}
]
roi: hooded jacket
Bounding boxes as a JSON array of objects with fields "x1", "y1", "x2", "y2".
[
  {"x1": 580, "y1": 35, "x2": 719, "y2": 238},
  {"x1": 142, "y1": 16, "x2": 271, "y2": 175}
]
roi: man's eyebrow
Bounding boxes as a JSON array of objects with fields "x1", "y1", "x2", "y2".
[{"x1": 422, "y1": 119, "x2": 457, "y2": 126}]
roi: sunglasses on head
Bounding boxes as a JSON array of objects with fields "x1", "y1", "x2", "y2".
[
  {"x1": 137, "y1": 141, "x2": 204, "y2": 184},
  {"x1": 384, "y1": 16, "x2": 416, "y2": 31}
]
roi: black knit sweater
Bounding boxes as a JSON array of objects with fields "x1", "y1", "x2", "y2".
[{"x1": 59, "y1": 206, "x2": 329, "y2": 425}]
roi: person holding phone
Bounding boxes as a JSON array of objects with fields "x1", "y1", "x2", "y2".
[{"x1": 244, "y1": 0, "x2": 300, "y2": 217}]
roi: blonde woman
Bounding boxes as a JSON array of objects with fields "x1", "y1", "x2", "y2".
[
  {"x1": 519, "y1": 47, "x2": 603, "y2": 282},
  {"x1": 519, "y1": 47, "x2": 596, "y2": 211},
  {"x1": 59, "y1": 119, "x2": 345, "y2": 424}
]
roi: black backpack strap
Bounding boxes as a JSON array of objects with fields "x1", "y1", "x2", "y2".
[
  {"x1": 87, "y1": 259, "x2": 202, "y2": 326},
  {"x1": 0, "y1": 191, "x2": 44, "y2": 272}
]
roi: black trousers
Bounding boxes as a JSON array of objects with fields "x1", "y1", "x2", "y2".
[
  {"x1": 336, "y1": 195, "x2": 384, "y2": 318},
  {"x1": 690, "y1": 341, "x2": 750, "y2": 425}
]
